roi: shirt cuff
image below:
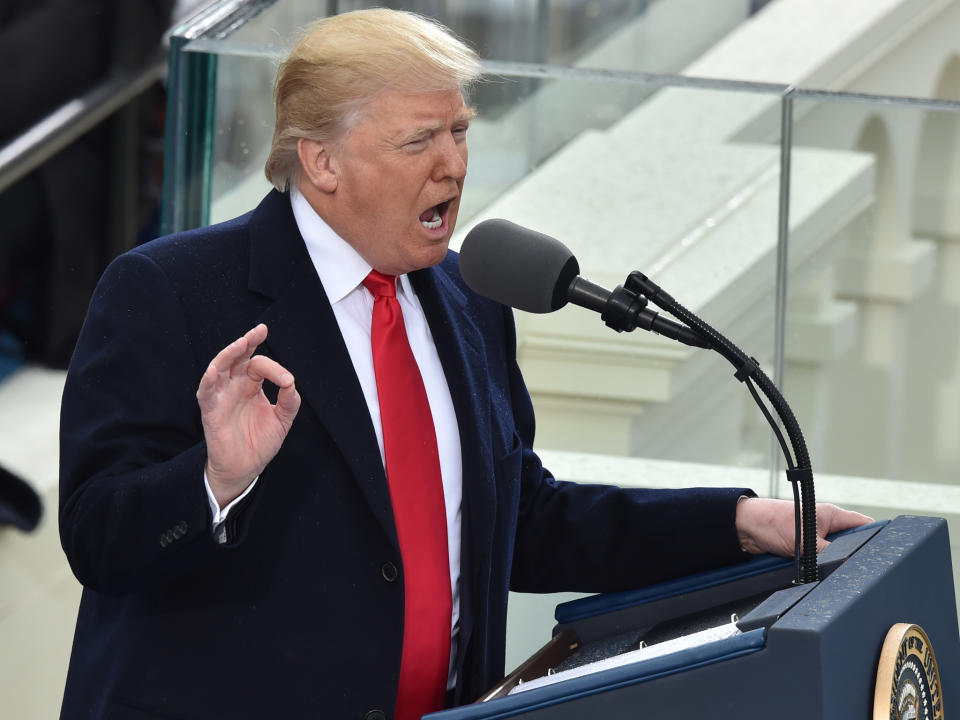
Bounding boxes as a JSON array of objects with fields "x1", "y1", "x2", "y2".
[{"x1": 204, "y1": 472, "x2": 259, "y2": 527}]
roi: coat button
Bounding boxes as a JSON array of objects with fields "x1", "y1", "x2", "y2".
[
  {"x1": 381, "y1": 562, "x2": 398, "y2": 583},
  {"x1": 364, "y1": 710, "x2": 386, "y2": 720}
]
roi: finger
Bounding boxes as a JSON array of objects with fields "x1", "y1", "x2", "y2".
[
  {"x1": 275, "y1": 384, "x2": 302, "y2": 427},
  {"x1": 228, "y1": 324, "x2": 269, "y2": 376},
  {"x1": 246, "y1": 354, "x2": 295, "y2": 388},
  {"x1": 820, "y1": 505, "x2": 874, "y2": 535},
  {"x1": 208, "y1": 336, "x2": 252, "y2": 382},
  {"x1": 211, "y1": 325, "x2": 270, "y2": 380},
  {"x1": 242, "y1": 323, "x2": 269, "y2": 351},
  {"x1": 199, "y1": 325, "x2": 271, "y2": 405},
  {"x1": 196, "y1": 361, "x2": 220, "y2": 407}
]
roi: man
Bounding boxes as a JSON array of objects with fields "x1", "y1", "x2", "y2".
[{"x1": 59, "y1": 9, "x2": 869, "y2": 720}]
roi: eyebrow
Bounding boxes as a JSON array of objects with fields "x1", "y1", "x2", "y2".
[{"x1": 399, "y1": 107, "x2": 477, "y2": 143}]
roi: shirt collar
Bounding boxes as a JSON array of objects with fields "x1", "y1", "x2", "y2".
[{"x1": 290, "y1": 187, "x2": 415, "y2": 304}]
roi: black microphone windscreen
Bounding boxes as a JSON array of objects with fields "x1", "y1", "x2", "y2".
[{"x1": 459, "y1": 219, "x2": 580, "y2": 313}]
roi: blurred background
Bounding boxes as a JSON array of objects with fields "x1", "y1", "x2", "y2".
[{"x1": 2, "y1": 0, "x2": 960, "y2": 716}]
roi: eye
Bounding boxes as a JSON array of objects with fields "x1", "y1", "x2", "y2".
[
  {"x1": 453, "y1": 124, "x2": 469, "y2": 140},
  {"x1": 403, "y1": 132, "x2": 432, "y2": 151}
]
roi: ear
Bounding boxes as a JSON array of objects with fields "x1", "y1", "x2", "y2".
[{"x1": 297, "y1": 138, "x2": 338, "y2": 193}]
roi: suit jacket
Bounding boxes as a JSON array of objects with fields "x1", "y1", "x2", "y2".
[{"x1": 59, "y1": 190, "x2": 751, "y2": 720}]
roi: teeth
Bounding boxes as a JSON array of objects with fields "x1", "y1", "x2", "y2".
[{"x1": 421, "y1": 207, "x2": 442, "y2": 230}]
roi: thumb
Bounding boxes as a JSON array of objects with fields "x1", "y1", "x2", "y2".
[{"x1": 275, "y1": 384, "x2": 301, "y2": 428}]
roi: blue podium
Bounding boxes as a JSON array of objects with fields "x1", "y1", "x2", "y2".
[{"x1": 430, "y1": 515, "x2": 959, "y2": 719}]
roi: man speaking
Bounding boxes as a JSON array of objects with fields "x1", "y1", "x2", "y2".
[{"x1": 58, "y1": 9, "x2": 868, "y2": 720}]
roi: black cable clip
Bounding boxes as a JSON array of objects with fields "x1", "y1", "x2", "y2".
[
  {"x1": 786, "y1": 466, "x2": 813, "y2": 486},
  {"x1": 734, "y1": 356, "x2": 760, "y2": 383},
  {"x1": 625, "y1": 271, "x2": 672, "y2": 305}
]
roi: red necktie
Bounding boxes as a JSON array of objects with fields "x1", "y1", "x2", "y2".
[{"x1": 363, "y1": 270, "x2": 452, "y2": 720}]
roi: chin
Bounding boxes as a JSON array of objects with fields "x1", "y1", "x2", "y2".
[
  {"x1": 424, "y1": 245, "x2": 450, "y2": 268},
  {"x1": 411, "y1": 242, "x2": 450, "y2": 272}
]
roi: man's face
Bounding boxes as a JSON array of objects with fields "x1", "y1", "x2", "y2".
[{"x1": 324, "y1": 87, "x2": 473, "y2": 276}]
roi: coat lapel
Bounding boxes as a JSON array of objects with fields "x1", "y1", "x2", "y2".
[
  {"x1": 411, "y1": 262, "x2": 498, "y2": 684},
  {"x1": 246, "y1": 191, "x2": 398, "y2": 549}
]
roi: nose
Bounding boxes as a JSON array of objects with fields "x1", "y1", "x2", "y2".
[{"x1": 432, "y1": 133, "x2": 467, "y2": 183}]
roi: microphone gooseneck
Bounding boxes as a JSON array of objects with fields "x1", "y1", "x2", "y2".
[{"x1": 627, "y1": 271, "x2": 817, "y2": 583}]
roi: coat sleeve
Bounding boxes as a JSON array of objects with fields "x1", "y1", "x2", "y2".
[
  {"x1": 500, "y1": 305, "x2": 754, "y2": 594},
  {"x1": 59, "y1": 250, "x2": 244, "y2": 594}
]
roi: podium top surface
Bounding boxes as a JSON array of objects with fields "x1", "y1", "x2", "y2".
[
  {"x1": 555, "y1": 519, "x2": 889, "y2": 624},
  {"x1": 428, "y1": 517, "x2": 957, "y2": 720}
]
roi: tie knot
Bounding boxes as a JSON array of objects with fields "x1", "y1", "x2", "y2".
[{"x1": 363, "y1": 270, "x2": 398, "y2": 299}]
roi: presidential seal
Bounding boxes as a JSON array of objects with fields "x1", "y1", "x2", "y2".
[{"x1": 874, "y1": 623, "x2": 945, "y2": 720}]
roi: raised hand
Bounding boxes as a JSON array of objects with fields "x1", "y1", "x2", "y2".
[
  {"x1": 197, "y1": 324, "x2": 301, "y2": 508},
  {"x1": 735, "y1": 497, "x2": 873, "y2": 557}
]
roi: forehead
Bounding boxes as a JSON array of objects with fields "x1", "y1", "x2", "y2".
[{"x1": 361, "y1": 88, "x2": 472, "y2": 133}]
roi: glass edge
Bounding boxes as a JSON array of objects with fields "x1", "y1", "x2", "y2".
[
  {"x1": 171, "y1": 44, "x2": 960, "y2": 110},
  {"x1": 482, "y1": 61, "x2": 960, "y2": 110},
  {"x1": 770, "y1": 91, "x2": 794, "y2": 497},
  {"x1": 183, "y1": 37, "x2": 287, "y2": 60},
  {"x1": 171, "y1": 0, "x2": 277, "y2": 44},
  {"x1": 791, "y1": 87, "x2": 960, "y2": 112}
]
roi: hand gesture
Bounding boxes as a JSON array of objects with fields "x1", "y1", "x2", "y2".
[
  {"x1": 197, "y1": 324, "x2": 301, "y2": 507},
  {"x1": 735, "y1": 498, "x2": 873, "y2": 556}
]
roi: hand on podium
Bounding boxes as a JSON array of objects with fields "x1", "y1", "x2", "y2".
[{"x1": 735, "y1": 498, "x2": 873, "y2": 557}]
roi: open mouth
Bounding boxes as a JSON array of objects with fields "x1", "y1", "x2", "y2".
[{"x1": 419, "y1": 199, "x2": 452, "y2": 230}]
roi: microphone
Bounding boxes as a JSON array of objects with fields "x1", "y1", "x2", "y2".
[
  {"x1": 461, "y1": 219, "x2": 820, "y2": 583},
  {"x1": 459, "y1": 219, "x2": 709, "y2": 348},
  {"x1": 458, "y1": 219, "x2": 579, "y2": 314}
]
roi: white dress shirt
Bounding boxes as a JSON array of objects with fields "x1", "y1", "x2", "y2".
[{"x1": 206, "y1": 188, "x2": 464, "y2": 684}]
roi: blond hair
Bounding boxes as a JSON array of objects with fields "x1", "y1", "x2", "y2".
[{"x1": 265, "y1": 9, "x2": 481, "y2": 191}]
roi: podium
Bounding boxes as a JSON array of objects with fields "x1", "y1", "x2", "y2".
[{"x1": 430, "y1": 515, "x2": 959, "y2": 719}]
